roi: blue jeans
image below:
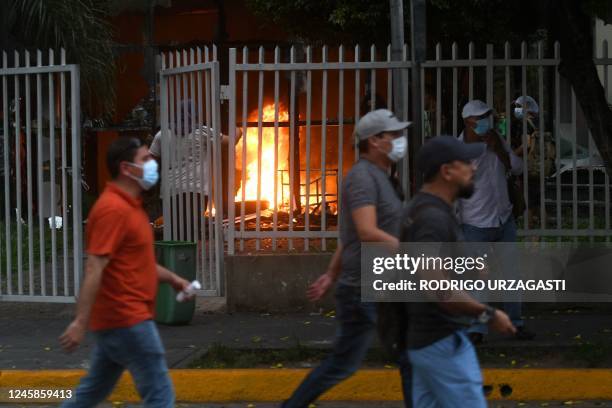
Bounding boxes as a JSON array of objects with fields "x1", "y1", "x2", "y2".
[
  {"x1": 462, "y1": 217, "x2": 523, "y2": 334},
  {"x1": 61, "y1": 320, "x2": 174, "y2": 408},
  {"x1": 283, "y1": 284, "x2": 412, "y2": 408},
  {"x1": 407, "y1": 331, "x2": 486, "y2": 408}
]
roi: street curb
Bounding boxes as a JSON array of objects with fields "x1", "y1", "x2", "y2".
[{"x1": 1, "y1": 369, "x2": 612, "y2": 402}]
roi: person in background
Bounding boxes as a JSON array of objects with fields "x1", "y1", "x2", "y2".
[
  {"x1": 458, "y1": 100, "x2": 535, "y2": 344},
  {"x1": 282, "y1": 109, "x2": 411, "y2": 408}
]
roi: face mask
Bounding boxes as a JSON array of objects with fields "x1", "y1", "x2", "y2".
[
  {"x1": 127, "y1": 159, "x2": 159, "y2": 190},
  {"x1": 474, "y1": 117, "x2": 491, "y2": 136},
  {"x1": 387, "y1": 136, "x2": 407, "y2": 162},
  {"x1": 514, "y1": 107, "x2": 524, "y2": 120}
]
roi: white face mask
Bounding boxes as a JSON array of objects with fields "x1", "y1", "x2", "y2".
[
  {"x1": 387, "y1": 136, "x2": 407, "y2": 162},
  {"x1": 127, "y1": 159, "x2": 159, "y2": 190}
]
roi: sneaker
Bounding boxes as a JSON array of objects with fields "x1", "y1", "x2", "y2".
[{"x1": 514, "y1": 326, "x2": 536, "y2": 340}]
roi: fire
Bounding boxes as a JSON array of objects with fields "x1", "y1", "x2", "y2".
[{"x1": 235, "y1": 104, "x2": 290, "y2": 208}]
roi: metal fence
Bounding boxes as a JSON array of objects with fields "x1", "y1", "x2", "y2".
[
  {"x1": 158, "y1": 47, "x2": 225, "y2": 296},
  {"x1": 0, "y1": 49, "x2": 82, "y2": 302},
  {"x1": 223, "y1": 41, "x2": 612, "y2": 253}
]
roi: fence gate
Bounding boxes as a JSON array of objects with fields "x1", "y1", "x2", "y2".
[
  {"x1": 0, "y1": 49, "x2": 83, "y2": 302},
  {"x1": 158, "y1": 48, "x2": 224, "y2": 296}
]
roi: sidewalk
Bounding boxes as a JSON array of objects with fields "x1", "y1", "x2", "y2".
[{"x1": 2, "y1": 301, "x2": 612, "y2": 370}]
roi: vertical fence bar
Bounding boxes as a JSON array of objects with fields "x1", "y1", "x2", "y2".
[
  {"x1": 36, "y1": 50, "x2": 46, "y2": 295},
  {"x1": 420, "y1": 56, "x2": 426, "y2": 144},
  {"x1": 60, "y1": 49, "x2": 69, "y2": 295},
  {"x1": 48, "y1": 49, "x2": 58, "y2": 296},
  {"x1": 181, "y1": 50, "x2": 190, "y2": 242},
  {"x1": 504, "y1": 42, "x2": 512, "y2": 144},
  {"x1": 272, "y1": 46, "x2": 280, "y2": 251},
  {"x1": 486, "y1": 44, "x2": 494, "y2": 108},
  {"x1": 603, "y1": 41, "x2": 611, "y2": 241},
  {"x1": 255, "y1": 47, "x2": 264, "y2": 251},
  {"x1": 370, "y1": 45, "x2": 376, "y2": 111},
  {"x1": 354, "y1": 45, "x2": 360, "y2": 163},
  {"x1": 402, "y1": 43, "x2": 411, "y2": 196},
  {"x1": 288, "y1": 46, "x2": 296, "y2": 251},
  {"x1": 227, "y1": 48, "x2": 237, "y2": 254},
  {"x1": 196, "y1": 48, "x2": 207, "y2": 286},
  {"x1": 305, "y1": 46, "x2": 313, "y2": 251},
  {"x1": 213, "y1": 61, "x2": 225, "y2": 294},
  {"x1": 537, "y1": 42, "x2": 546, "y2": 231},
  {"x1": 70, "y1": 64, "x2": 82, "y2": 294},
  {"x1": 240, "y1": 47, "x2": 248, "y2": 252},
  {"x1": 189, "y1": 49, "x2": 197, "y2": 244},
  {"x1": 452, "y1": 43, "x2": 458, "y2": 137},
  {"x1": 521, "y1": 42, "x2": 530, "y2": 228},
  {"x1": 14, "y1": 51, "x2": 23, "y2": 294},
  {"x1": 160, "y1": 56, "x2": 171, "y2": 242},
  {"x1": 554, "y1": 42, "x2": 562, "y2": 240},
  {"x1": 25, "y1": 51, "x2": 35, "y2": 295},
  {"x1": 435, "y1": 44, "x2": 442, "y2": 136},
  {"x1": 337, "y1": 45, "x2": 344, "y2": 229},
  {"x1": 468, "y1": 42, "x2": 474, "y2": 101},
  {"x1": 175, "y1": 51, "x2": 184, "y2": 242},
  {"x1": 2, "y1": 52, "x2": 11, "y2": 295},
  {"x1": 571, "y1": 88, "x2": 578, "y2": 241},
  {"x1": 387, "y1": 45, "x2": 393, "y2": 111},
  {"x1": 320, "y1": 46, "x2": 328, "y2": 251},
  {"x1": 168, "y1": 54, "x2": 177, "y2": 241},
  {"x1": 204, "y1": 47, "x2": 214, "y2": 289}
]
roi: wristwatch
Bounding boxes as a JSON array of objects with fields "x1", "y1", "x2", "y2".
[{"x1": 477, "y1": 305, "x2": 496, "y2": 324}]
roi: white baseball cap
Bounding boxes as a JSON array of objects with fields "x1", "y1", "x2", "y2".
[
  {"x1": 461, "y1": 100, "x2": 493, "y2": 119},
  {"x1": 354, "y1": 109, "x2": 412, "y2": 141}
]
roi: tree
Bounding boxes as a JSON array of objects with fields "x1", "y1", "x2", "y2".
[
  {"x1": 247, "y1": 0, "x2": 612, "y2": 175},
  {"x1": 1, "y1": 0, "x2": 116, "y2": 119}
]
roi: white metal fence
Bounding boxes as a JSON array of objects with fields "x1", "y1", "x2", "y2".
[
  {"x1": 223, "y1": 41, "x2": 612, "y2": 252},
  {"x1": 0, "y1": 49, "x2": 83, "y2": 302},
  {"x1": 159, "y1": 47, "x2": 224, "y2": 296}
]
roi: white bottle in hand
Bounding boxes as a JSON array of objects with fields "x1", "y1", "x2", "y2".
[{"x1": 176, "y1": 280, "x2": 201, "y2": 302}]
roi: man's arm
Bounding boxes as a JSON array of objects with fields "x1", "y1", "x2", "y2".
[
  {"x1": 157, "y1": 264, "x2": 190, "y2": 292},
  {"x1": 59, "y1": 255, "x2": 108, "y2": 352},
  {"x1": 352, "y1": 205, "x2": 399, "y2": 251}
]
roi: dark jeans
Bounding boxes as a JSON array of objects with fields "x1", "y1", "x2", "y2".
[
  {"x1": 61, "y1": 320, "x2": 174, "y2": 408},
  {"x1": 282, "y1": 284, "x2": 412, "y2": 408},
  {"x1": 462, "y1": 217, "x2": 523, "y2": 334}
]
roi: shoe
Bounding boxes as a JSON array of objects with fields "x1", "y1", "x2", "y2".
[
  {"x1": 514, "y1": 326, "x2": 536, "y2": 340},
  {"x1": 468, "y1": 332, "x2": 484, "y2": 345}
]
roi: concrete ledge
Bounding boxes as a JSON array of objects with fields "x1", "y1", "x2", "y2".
[
  {"x1": 225, "y1": 253, "x2": 334, "y2": 312},
  {"x1": 2, "y1": 369, "x2": 612, "y2": 402}
]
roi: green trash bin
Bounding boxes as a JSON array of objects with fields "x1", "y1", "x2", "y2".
[{"x1": 154, "y1": 241, "x2": 197, "y2": 325}]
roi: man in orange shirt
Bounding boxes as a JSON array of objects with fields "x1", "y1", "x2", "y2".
[{"x1": 59, "y1": 137, "x2": 191, "y2": 407}]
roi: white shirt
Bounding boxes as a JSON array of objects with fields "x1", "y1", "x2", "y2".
[
  {"x1": 150, "y1": 127, "x2": 215, "y2": 195},
  {"x1": 457, "y1": 132, "x2": 523, "y2": 228}
]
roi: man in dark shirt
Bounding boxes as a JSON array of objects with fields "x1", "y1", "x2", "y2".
[{"x1": 401, "y1": 136, "x2": 516, "y2": 407}]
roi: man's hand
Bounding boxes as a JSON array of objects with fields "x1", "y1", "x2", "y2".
[
  {"x1": 171, "y1": 275, "x2": 196, "y2": 301},
  {"x1": 59, "y1": 320, "x2": 87, "y2": 353},
  {"x1": 488, "y1": 309, "x2": 516, "y2": 336},
  {"x1": 306, "y1": 273, "x2": 334, "y2": 302}
]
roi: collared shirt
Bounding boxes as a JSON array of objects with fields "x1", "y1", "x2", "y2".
[
  {"x1": 87, "y1": 183, "x2": 158, "y2": 331},
  {"x1": 457, "y1": 132, "x2": 523, "y2": 228}
]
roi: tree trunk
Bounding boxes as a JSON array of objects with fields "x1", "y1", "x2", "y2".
[{"x1": 555, "y1": 0, "x2": 612, "y2": 176}]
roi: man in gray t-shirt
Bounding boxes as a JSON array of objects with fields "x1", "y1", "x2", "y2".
[{"x1": 283, "y1": 109, "x2": 411, "y2": 408}]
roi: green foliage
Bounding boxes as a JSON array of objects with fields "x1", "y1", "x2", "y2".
[{"x1": 5, "y1": 0, "x2": 116, "y2": 119}]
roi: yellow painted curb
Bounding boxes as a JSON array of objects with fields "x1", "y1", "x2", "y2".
[{"x1": 1, "y1": 369, "x2": 612, "y2": 402}]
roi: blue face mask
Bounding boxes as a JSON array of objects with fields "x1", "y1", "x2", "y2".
[
  {"x1": 474, "y1": 117, "x2": 491, "y2": 136},
  {"x1": 514, "y1": 107, "x2": 524, "y2": 120},
  {"x1": 127, "y1": 159, "x2": 159, "y2": 190}
]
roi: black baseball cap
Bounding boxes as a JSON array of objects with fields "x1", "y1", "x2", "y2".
[{"x1": 417, "y1": 135, "x2": 485, "y2": 179}]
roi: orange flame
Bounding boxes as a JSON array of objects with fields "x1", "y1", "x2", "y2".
[{"x1": 235, "y1": 105, "x2": 290, "y2": 208}]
